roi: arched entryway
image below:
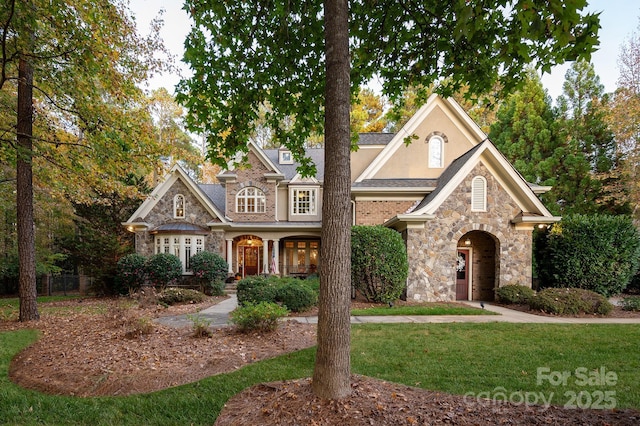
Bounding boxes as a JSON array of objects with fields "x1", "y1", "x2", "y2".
[
  {"x1": 236, "y1": 234, "x2": 263, "y2": 277},
  {"x1": 456, "y1": 231, "x2": 498, "y2": 301}
]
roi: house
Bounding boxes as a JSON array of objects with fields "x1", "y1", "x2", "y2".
[{"x1": 123, "y1": 94, "x2": 559, "y2": 302}]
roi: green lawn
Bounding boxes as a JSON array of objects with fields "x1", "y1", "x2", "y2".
[
  {"x1": 0, "y1": 296, "x2": 107, "y2": 321},
  {"x1": 351, "y1": 303, "x2": 497, "y2": 316},
  {"x1": 1, "y1": 323, "x2": 639, "y2": 425}
]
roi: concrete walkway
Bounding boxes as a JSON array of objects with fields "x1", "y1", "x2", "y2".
[{"x1": 154, "y1": 295, "x2": 640, "y2": 329}]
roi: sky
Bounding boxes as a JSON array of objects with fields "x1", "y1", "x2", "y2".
[{"x1": 130, "y1": 0, "x2": 640, "y2": 101}]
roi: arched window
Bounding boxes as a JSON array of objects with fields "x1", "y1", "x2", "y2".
[
  {"x1": 236, "y1": 187, "x2": 266, "y2": 213},
  {"x1": 174, "y1": 194, "x2": 185, "y2": 218},
  {"x1": 428, "y1": 135, "x2": 444, "y2": 168},
  {"x1": 471, "y1": 176, "x2": 487, "y2": 212}
]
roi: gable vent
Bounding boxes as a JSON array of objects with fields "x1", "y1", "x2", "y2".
[{"x1": 471, "y1": 176, "x2": 487, "y2": 212}]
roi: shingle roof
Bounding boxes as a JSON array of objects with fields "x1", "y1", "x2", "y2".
[
  {"x1": 199, "y1": 184, "x2": 226, "y2": 213},
  {"x1": 352, "y1": 178, "x2": 438, "y2": 189},
  {"x1": 263, "y1": 148, "x2": 325, "y2": 181},
  {"x1": 358, "y1": 133, "x2": 395, "y2": 145}
]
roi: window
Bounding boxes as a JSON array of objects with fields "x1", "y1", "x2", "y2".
[
  {"x1": 471, "y1": 176, "x2": 487, "y2": 211},
  {"x1": 174, "y1": 194, "x2": 185, "y2": 218},
  {"x1": 279, "y1": 150, "x2": 293, "y2": 164},
  {"x1": 155, "y1": 234, "x2": 205, "y2": 272},
  {"x1": 236, "y1": 187, "x2": 266, "y2": 213},
  {"x1": 428, "y1": 136, "x2": 444, "y2": 168},
  {"x1": 292, "y1": 188, "x2": 317, "y2": 215}
]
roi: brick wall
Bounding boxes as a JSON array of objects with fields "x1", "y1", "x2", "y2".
[
  {"x1": 225, "y1": 151, "x2": 278, "y2": 222},
  {"x1": 355, "y1": 200, "x2": 417, "y2": 225}
]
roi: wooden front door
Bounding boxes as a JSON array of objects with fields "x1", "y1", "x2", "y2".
[
  {"x1": 243, "y1": 246, "x2": 259, "y2": 276},
  {"x1": 456, "y1": 249, "x2": 470, "y2": 300}
]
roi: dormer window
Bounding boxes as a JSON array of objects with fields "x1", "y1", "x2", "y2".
[
  {"x1": 428, "y1": 135, "x2": 444, "y2": 168},
  {"x1": 236, "y1": 187, "x2": 266, "y2": 213},
  {"x1": 174, "y1": 194, "x2": 185, "y2": 218},
  {"x1": 279, "y1": 150, "x2": 293, "y2": 164},
  {"x1": 291, "y1": 187, "x2": 317, "y2": 215},
  {"x1": 471, "y1": 176, "x2": 487, "y2": 212}
]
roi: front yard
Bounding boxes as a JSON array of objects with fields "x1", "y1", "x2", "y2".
[{"x1": 1, "y1": 296, "x2": 640, "y2": 424}]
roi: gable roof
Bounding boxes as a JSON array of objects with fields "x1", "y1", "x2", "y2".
[
  {"x1": 123, "y1": 164, "x2": 227, "y2": 227},
  {"x1": 408, "y1": 139, "x2": 557, "y2": 220},
  {"x1": 218, "y1": 140, "x2": 286, "y2": 181},
  {"x1": 355, "y1": 94, "x2": 487, "y2": 183}
]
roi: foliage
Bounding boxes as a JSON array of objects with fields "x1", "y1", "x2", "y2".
[
  {"x1": 536, "y1": 214, "x2": 640, "y2": 297},
  {"x1": 190, "y1": 251, "x2": 228, "y2": 296},
  {"x1": 275, "y1": 279, "x2": 318, "y2": 313},
  {"x1": 187, "y1": 314, "x2": 213, "y2": 338},
  {"x1": 529, "y1": 288, "x2": 613, "y2": 315},
  {"x1": 236, "y1": 275, "x2": 319, "y2": 312},
  {"x1": 229, "y1": 301, "x2": 289, "y2": 333},
  {"x1": 115, "y1": 253, "x2": 147, "y2": 294},
  {"x1": 351, "y1": 88, "x2": 387, "y2": 133},
  {"x1": 351, "y1": 226, "x2": 408, "y2": 303},
  {"x1": 236, "y1": 276, "x2": 279, "y2": 306},
  {"x1": 621, "y1": 296, "x2": 640, "y2": 312},
  {"x1": 145, "y1": 254, "x2": 183, "y2": 289},
  {"x1": 555, "y1": 59, "x2": 623, "y2": 215},
  {"x1": 495, "y1": 284, "x2": 536, "y2": 305},
  {"x1": 157, "y1": 288, "x2": 206, "y2": 305}
]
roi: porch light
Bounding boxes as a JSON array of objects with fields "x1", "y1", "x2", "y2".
[
  {"x1": 538, "y1": 224, "x2": 547, "y2": 229},
  {"x1": 248, "y1": 236, "x2": 252, "y2": 245},
  {"x1": 464, "y1": 238, "x2": 471, "y2": 246}
]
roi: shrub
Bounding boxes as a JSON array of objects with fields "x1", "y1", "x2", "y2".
[
  {"x1": 229, "y1": 301, "x2": 289, "y2": 332},
  {"x1": 157, "y1": 287, "x2": 206, "y2": 305},
  {"x1": 115, "y1": 253, "x2": 146, "y2": 294},
  {"x1": 276, "y1": 280, "x2": 318, "y2": 312},
  {"x1": 187, "y1": 314, "x2": 213, "y2": 337},
  {"x1": 495, "y1": 284, "x2": 536, "y2": 305},
  {"x1": 190, "y1": 251, "x2": 228, "y2": 296},
  {"x1": 351, "y1": 225, "x2": 409, "y2": 303},
  {"x1": 529, "y1": 288, "x2": 613, "y2": 316},
  {"x1": 145, "y1": 253, "x2": 183, "y2": 289},
  {"x1": 236, "y1": 275, "x2": 279, "y2": 305},
  {"x1": 536, "y1": 214, "x2": 640, "y2": 297},
  {"x1": 621, "y1": 296, "x2": 640, "y2": 312}
]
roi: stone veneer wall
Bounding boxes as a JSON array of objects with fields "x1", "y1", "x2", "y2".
[
  {"x1": 225, "y1": 151, "x2": 277, "y2": 222},
  {"x1": 405, "y1": 162, "x2": 533, "y2": 302},
  {"x1": 355, "y1": 200, "x2": 417, "y2": 225},
  {"x1": 134, "y1": 179, "x2": 224, "y2": 258}
]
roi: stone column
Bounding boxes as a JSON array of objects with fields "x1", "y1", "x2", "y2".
[
  {"x1": 262, "y1": 239, "x2": 269, "y2": 274},
  {"x1": 226, "y1": 239, "x2": 233, "y2": 274},
  {"x1": 272, "y1": 239, "x2": 280, "y2": 274}
]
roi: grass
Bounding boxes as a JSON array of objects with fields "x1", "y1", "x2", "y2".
[
  {"x1": 1, "y1": 323, "x2": 639, "y2": 424},
  {"x1": 351, "y1": 303, "x2": 497, "y2": 316},
  {"x1": 0, "y1": 296, "x2": 114, "y2": 321}
]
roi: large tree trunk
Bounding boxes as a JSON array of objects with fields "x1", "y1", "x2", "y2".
[
  {"x1": 312, "y1": 0, "x2": 351, "y2": 399},
  {"x1": 17, "y1": 56, "x2": 39, "y2": 321}
]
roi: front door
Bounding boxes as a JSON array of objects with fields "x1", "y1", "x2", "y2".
[
  {"x1": 456, "y1": 249, "x2": 470, "y2": 300},
  {"x1": 243, "y1": 246, "x2": 260, "y2": 276}
]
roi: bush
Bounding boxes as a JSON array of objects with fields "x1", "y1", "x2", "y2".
[
  {"x1": 351, "y1": 226, "x2": 408, "y2": 303},
  {"x1": 190, "y1": 251, "x2": 228, "y2": 296},
  {"x1": 145, "y1": 253, "x2": 183, "y2": 289},
  {"x1": 157, "y1": 287, "x2": 206, "y2": 305},
  {"x1": 536, "y1": 214, "x2": 640, "y2": 297},
  {"x1": 276, "y1": 279, "x2": 318, "y2": 312},
  {"x1": 236, "y1": 275, "x2": 279, "y2": 305},
  {"x1": 115, "y1": 253, "x2": 147, "y2": 294},
  {"x1": 229, "y1": 301, "x2": 289, "y2": 332},
  {"x1": 621, "y1": 296, "x2": 640, "y2": 312},
  {"x1": 529, "y1": 288, "x2": 613, "y2": 316},
  {"x1": 187, "y1": 314, "x2": 213, "y2": 337},
  {"x1": 495, "y1": 284, "x2": 536, "y2": 305}
]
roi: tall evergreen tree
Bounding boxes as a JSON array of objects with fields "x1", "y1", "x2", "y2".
[
  {"x1": 556, "y1": 60, "x2": 623, "y2": 214},
  {"x1": 489, "y1": 72, "x2": 563, "y2": 211}
]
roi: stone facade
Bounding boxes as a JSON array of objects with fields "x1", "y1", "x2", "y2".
[
  {"x1": 134, "y1": 179, "x2": 223, "y2": 257},
  {"x1": 405, "y1": 162, "x2": 533, "y2": 302}
]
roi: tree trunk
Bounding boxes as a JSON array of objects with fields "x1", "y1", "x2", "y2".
[
  {"x1": 312, "y1": 0, "x2": 351, "y2": 399},
  {"x1": 17, "y1": 56, "x2": 39, "y2": 321}
]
